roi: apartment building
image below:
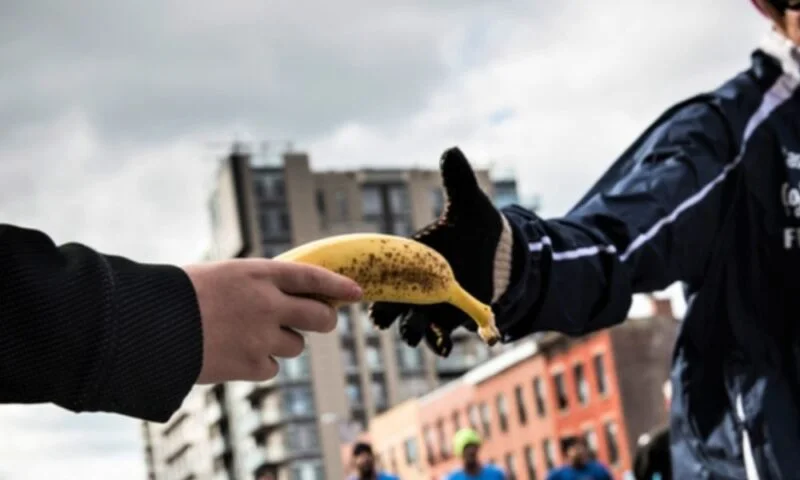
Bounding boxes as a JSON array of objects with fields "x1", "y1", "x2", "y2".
[
  {"x1": 343, "y1": 297, "x2": 678, "y2": 480},
  {"x1": 144, "y1": 143, "x2": 532, "y2": 480},
  {"x1": 142, "y1": 386, "x2": 219, "y2": 480}
]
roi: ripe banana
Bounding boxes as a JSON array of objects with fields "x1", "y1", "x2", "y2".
[{"x1": 274, "y1": 233, "x2": 501, "y2": 345}]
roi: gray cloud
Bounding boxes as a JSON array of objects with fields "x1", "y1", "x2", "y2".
[{"x1": 0, "y1": 0, "x2": 550, "y2": 146}]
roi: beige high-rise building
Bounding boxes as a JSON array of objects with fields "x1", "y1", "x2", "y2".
[{"x1": 143, "y1": 144, "x2": 537, "y2": 480}]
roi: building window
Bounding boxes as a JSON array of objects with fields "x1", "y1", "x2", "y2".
[
  {"x1": 452, "y1": 411, "x2": 462, "y2": 431},
  {"x1": 514, "y1": 385, "x2": 528, "y2": 425},
  {"x1": 543, "y1": 439, "x2": 555, "y2": 470},
  {"x1": 286, "y1": 423, "x2": 320, "y2": 452},
  {"x1": 284, "y1": 385, "x2": 314, "y2": 416},
  {"x1": 553, "y1": 373, "x2": 569, "y2": 411},
  {"x1": 496, "y1": 394, "x2": 509, "y2": 432},
  {"x1": 388, "y1": 185, "x2": 410, "y2": 214},
  {"x1": 424, "y1": 425, "x2": 436, "y2": 464},
  {"x1": 345, "y1": 381, "x2": 362, "y2": 407},
  {"x1": 574, "y1": 364, "x2": 589, "y2": 405},
  {"x1": 479, "y1": 403, "x2": 491, "y2": 438},
  {"x1": 361, "y1": 186, "x2": 382, "y2": 216},
  {"x1": 365, "y1": 345, "x2": 382, "y2": 370},
  {"x1": 505, "y1": 453, "x2": 517, "y2": 480},
  {"x1": 398, "y1": 344, "x2": 422, "y2": 371},
  {"x1": 371, "y1": 380, "x2": 387, "y2": 410},
  {"x1": 282, "y1": 351, "x2": 310, "y2": 379},
  {"x1": 533, "y1": 377, "x2": 547, "y2": 417},
  {"x1": 593, "y1": 353, "x2": 608, "y2": 395},
  {"x1": 271, "y1": 176, "x2": 286, "y2": 198},
  {"x1": 584, "y1": 427, "x2": 598, "y2": 456},
  {"x1": 256, "y1": 172, "x2": 284, "y2": 200},
  {"x1": 279, "y1": 211, "x2": 290, "y2": 232},
  {"x1": 469, "y1": 404, "x2": 480, "y2": 431},
  {"x1": 315, "y1": 189, "x2": 326, "y2": 216},
  {"x1": 337, "y1": 308, "x2": 351, "y2": 335},
  {"x1": 260, "y1": 207, "x2": 290, "y2": 238},
  {"x1": 437, "y1": 418, "x2": 449, "y2": 458},
  {"x1": 289, "y1": 460, "x2": 323, "y2": 480},
  {"x1": 341, "y1": 349, "x2": 357, "y2": 371},
  {"x1": 360, "y1": 309, "x2": 375, "y2": 334},
  {"x1": 604, "y1": 421, "x2": 620, "y2": 465},
  {"x1": 404, "y1": 437, "x2": 419, "y2": 465},
  {"x1": 335, "y1": 190, "x2": 349, "y2": 221},
  {"x1": 524, "y1": 445, "x2": 537, "y2": 480},
  {"x1": 430, "y1": 188, "x2": 445, "y2": 218},
  {"x1": 392, "y1": 219, "x2": 412, "y2": 236}
]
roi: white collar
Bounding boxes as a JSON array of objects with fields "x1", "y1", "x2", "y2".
[{"x1": 759, "y1": 28, "x2": 800, "y2": 80}]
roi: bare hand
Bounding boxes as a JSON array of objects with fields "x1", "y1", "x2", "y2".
[{"x1": 184, "y1": 258, "x2": 362, "y2": 383}]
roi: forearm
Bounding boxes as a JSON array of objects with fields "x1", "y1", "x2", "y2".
[
  {"x1": 494, "y1": 207, "x2": 634, "y2": 340},
  {"x1": 492, "y1": 101, "x2": 735, "y2": 342},
  {"x1": 0, "y1": 224, "x2": 203, "y2": 422}
]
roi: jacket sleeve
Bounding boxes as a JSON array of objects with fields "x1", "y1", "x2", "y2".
[
  {"x1": 494, "y1": 101, "x2": 737, "y2": 340},
  {"x1": 0, "y1": 224, "x2": 203, "y2": 422}
]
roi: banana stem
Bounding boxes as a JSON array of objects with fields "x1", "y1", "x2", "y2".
[{"x1": 446, "y1": 284, "x2": 501, "y2": 345}]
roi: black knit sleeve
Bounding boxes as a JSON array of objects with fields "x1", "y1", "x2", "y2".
[{"x1": 0, "y1": 224, "x2": 203, "y2": 422}]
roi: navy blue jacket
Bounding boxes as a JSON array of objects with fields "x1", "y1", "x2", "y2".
[{"x1": 495, "y1": 30, "x2": 800, "y2": 480}]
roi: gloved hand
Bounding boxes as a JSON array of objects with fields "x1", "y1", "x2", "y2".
[{"x1": 368, "y1": 147, "x2": 516, "y2": 357}]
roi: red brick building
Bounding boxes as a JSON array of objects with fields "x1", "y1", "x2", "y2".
[{"x1": 344, "y1": 298, "x2": 678, "y2": 480}]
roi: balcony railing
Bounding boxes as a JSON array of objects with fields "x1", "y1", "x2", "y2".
[
  {"x1": 261, "y1": 407, "x2": 283, "y2": 426},
  {"x1": 213, "y1": 470, "x2": 231, "y2": 480},
  {"x1": 264, "y1": 443, "x2": 289, "y2": 464},
  {"x1": 244, "y1": 448, "x2": 266, "y2": 473},
  {"x1": 240, "y1": 411, "x2": 261, "y2": 434},
  {"x1": 205, "y1": 401, "x2": 223, "y2": 424},
  {"x1": 210, "y1": 435, "x2": 228, "y2": 457}
]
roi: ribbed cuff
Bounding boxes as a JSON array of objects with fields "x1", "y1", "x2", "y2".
[
  {"x1": 89, "y1": 256, "x2": 203, "y2": 422},
  {"x1": 493, "y1": 207, "x2": 543, "y2": 343},
  {"x1": 491, "y1": 213, "x2": 514, "y2": 303}
]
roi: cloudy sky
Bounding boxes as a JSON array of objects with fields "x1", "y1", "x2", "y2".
[{"x1": 0, "y1": 0, "x2": 770, "y2": 478}]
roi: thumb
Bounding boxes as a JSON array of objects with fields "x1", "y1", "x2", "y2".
[{"x1": 440, "y1": 147, "x2": 483, "y2": 206}]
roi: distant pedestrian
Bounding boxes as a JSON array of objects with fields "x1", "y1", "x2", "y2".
[
  {"x1": 443, "y1": 428, "x2": 506, "y2": 479},
  {"x1": 546, "y1": 437, "x2": 612, "y2": 480},
  {"x1": 348, "y1": 442, "x2": 400, "y2": 480}
]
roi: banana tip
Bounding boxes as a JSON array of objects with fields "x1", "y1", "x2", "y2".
[{"x1": 478, "y1": 324, "x2": 501, "y2": 346}]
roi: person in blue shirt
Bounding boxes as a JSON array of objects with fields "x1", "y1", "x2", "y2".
[
  {"x1": 444, "y1": 428, "x2": 506, "y2": 479},
  {"x1": 547, "y1": 437, "x2": 612, "y2": 480},
  {"x1": 348, "y1": 442, "x2": 400, "y2": 480}
]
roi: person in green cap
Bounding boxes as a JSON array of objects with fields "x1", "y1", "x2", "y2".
[{"x1": 445, "y1": 428, "x2": 506, "y2": 479}]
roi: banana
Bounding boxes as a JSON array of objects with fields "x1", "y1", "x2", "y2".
[{"x1": 274, "y1": 233, "x2": 501, "y2": 345}]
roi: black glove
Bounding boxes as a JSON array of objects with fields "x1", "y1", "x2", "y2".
[{"x1": 367, "y1": 147, "x2": 516, "y2": 357}]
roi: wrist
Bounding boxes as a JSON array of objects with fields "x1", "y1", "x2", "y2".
[{"x1": 491, "y1": 212, "x2": 514, "y2": 303}]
